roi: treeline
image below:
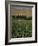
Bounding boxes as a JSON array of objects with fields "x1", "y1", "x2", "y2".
[{"x1": 12, "y1": 16, "x2": 32, "y2": 20}]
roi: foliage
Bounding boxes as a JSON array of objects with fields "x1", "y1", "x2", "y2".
[{"x1": 11, "y1": 16, "x2": 32, "y2": 38}]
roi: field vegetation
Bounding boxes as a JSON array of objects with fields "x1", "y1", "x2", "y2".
[{"x1": 11, "y1": 16, "x2": 32, "y2": 38}]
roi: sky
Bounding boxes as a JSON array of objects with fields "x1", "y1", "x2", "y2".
[
  {"x1": 11, "y1": 5, "x2": 33, "y2": 10},
  {"x1": 10, "y1": 5, "x2": 32, "y2": 16}
]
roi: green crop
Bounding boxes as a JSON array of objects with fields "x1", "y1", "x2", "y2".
[{"x1": 11, "y1": 16, "x2": 32, "y2": 38}]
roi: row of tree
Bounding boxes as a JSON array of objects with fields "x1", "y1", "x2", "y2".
[{"x1": 12, "y1": 16, "x2": 32, "y2": 20}]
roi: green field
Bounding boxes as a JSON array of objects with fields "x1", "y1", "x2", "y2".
[{"x1": 11, "y1": 16, "x2": 32, "y2": 38}]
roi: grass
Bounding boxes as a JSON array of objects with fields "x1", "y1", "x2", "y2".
[{"x1": 11, "y1": 16, "x2": 32, "y2": 38}]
